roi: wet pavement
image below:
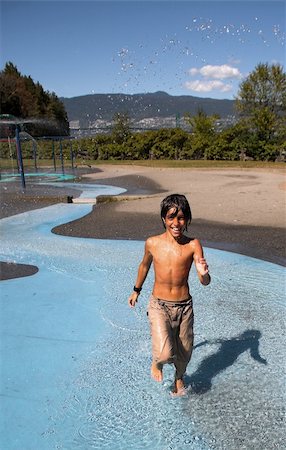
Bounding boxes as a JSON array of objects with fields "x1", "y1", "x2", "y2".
[{"x1": 0, "y1": 184, "x2": 285, "y2": 449}]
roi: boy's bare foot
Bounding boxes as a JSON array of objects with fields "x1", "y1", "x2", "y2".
[
  {"x1": 151, "y1": 362, "x2": 163, "y2": 382},
  {"x1": 171, "y1": 378, "x2": 187, "y2": 397}
]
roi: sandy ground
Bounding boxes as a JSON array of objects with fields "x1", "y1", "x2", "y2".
[
  {"x1": 53, "y1": 165, "x2": 286, "y2": 265},
  {"x1": 1, "y1": 165, "x2": 285, "y2": 279},
  {"x1": 82, "y1": 165, "x2": 286, "y2": 228}
]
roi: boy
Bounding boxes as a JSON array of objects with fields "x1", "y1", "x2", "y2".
[{"x1": 128, "y1": 194, "x2": 210, "y2": 396}]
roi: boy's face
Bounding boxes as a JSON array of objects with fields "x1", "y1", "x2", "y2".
[{"x1": 164, "y1": 207, "x2": 186, "y2": 239}]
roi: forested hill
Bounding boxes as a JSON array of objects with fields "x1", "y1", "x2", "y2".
[
  {"x1": 0, "y1": 62, "x2": 69, "y2": 136},
  {"x1": 61, "y1": 91, "x2": 236, "y2": 126}
]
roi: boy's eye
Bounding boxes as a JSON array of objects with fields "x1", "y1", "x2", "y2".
[{"x1": 167, "y1": 215, "x2": 185, "y2": 221}]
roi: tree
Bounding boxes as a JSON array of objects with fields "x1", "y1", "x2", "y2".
[
  {"x1": 185, "y1": 108, "x2": 218, "y2": 136},
  {"x1": 0, "y1": 62, "x2": 69, "y2": 136},
  {"x1": 235, "y1": 63, "x2": 286, "y2": 141},
  {"x1": 184, "y1": 109, "x2": 219, "y2": 159},
  {"x1": 111, "y1": 112, "x2": 131, "y2": 144}
]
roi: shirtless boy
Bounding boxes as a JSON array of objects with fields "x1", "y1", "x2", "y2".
[{"x1": 128, "y1": 194, "x2": 210, "y2": 395}]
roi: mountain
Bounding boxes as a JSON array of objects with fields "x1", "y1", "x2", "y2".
[{"x1": 61, "y1": 91, "x2": 236, "y2": 128}]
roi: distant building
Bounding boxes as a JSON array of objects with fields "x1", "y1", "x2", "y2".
[{"x1": 69, "y1": 120, "x2": 80, "y2": 129}]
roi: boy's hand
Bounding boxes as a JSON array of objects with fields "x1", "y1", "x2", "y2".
[
  {"x1": 195, "y1": 257, "x2": 209, "y2": 276},
  {"x1": 128, "y1": 292, "x2": 139, "y2": 308}
]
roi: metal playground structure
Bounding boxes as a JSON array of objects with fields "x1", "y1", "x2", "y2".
[{"x1": 0, "y1": 115, "x2": 76, "y2": 189}]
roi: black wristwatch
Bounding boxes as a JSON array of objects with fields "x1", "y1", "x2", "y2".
[{"x1": 133, "y1": 286, "x2": 142, "y2": 293}]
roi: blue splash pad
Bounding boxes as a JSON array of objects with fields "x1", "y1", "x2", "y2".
[
  {"x1": 38, "y1": 181, "x2": 126, "y2": 199},
  {"x1": 0, "y1": 172, "x2": 76, "y2": 182},
  {"x1": 0, "y1": 201, "x2": 285, "y2": 449}
]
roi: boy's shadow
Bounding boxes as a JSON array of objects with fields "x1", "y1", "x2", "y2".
[{"x1": 185, "y1": 329, "x2": 267, "y2": 394}]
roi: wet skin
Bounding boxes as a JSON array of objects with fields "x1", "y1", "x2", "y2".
[{"x1": 128, "y1": 207, "x2": 210, "y2": 393}]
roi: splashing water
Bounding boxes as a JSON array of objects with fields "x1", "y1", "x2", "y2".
[{"x1": 111, "y1": 15, "x2": 285, "y2": 95}]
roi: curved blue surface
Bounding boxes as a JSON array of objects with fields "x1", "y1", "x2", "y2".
[
  {"x1": 0, "y1": 172, "x2": 76, "y2": 182},
  {"x1": 0, "y1": 186, "x2": 285, "y2": 450}
]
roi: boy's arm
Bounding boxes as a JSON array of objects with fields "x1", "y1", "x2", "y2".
[
  {"x1": 128, "y1": 239, "x2": 153, "y2": 308},
  {"x1": 193, "y1": 239, "x2": 211, "y2": 286}
]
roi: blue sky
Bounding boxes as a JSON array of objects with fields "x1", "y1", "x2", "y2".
[{"x1": 1, "y1": 1, "x2": 285, "y2": 99}]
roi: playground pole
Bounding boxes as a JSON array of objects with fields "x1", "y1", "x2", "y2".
[
  {"x1": 15, "y1": 125, "x2": 26, "y2": 189},
  {"x1": 52, "y1": 140, "x2": 57, "y2": 171},
  {"x1": 176, "y1": 113, "x2": 181, "y2": 128},
  {"x1": 59, "y1": 139, "x2": 65, "y2": 174},
  {"x1": 33, "y1": 140, "x2": 38, "y2": 172},
  {"x1": 70, "y1": 140, "x2": 74, "y2": 170}
]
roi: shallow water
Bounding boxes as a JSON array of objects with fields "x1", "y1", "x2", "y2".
[
  {"x1": 0, "y1": 172, "x2": 76, "y2": 183},
  {"x1": 0, "y1": 185, "x2": 285, "y2": 450}
]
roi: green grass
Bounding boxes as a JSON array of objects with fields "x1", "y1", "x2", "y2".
[
  {"x1": 86, "y1": 159, "x2": 286, "y2": 169},
  {"x1": 0, "y1": 158, "x2": 285, "y2": 171}
]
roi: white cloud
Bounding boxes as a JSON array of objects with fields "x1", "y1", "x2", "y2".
[
  {"x1": 188, "y1": 64, "x2": 241, "y2": 79},
  {"x1": 185, "y1": 63, "x2": 242, "y2": 94},
  {"x1": 189, "y1": 68, "x2": 200, "y2": 76},
  {"x1": 184, "y1": 80, "x2": 232, "y2": 93}
]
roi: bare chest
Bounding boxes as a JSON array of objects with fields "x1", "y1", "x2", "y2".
[{"x1": 152, "y1": 244, "x2": 193, "y2": 268}]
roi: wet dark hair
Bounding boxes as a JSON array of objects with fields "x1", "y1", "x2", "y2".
[{"x1": 160, "y1": 194, "x2": 192, "y2": 230}]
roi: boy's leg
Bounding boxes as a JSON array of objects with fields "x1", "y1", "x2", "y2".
[
  {"x1": 148, "y1": 296, "x2": 174, "y2": 382},
  {"x1": 173, "y1": 303, "x2": 194, "y2": 390}
]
